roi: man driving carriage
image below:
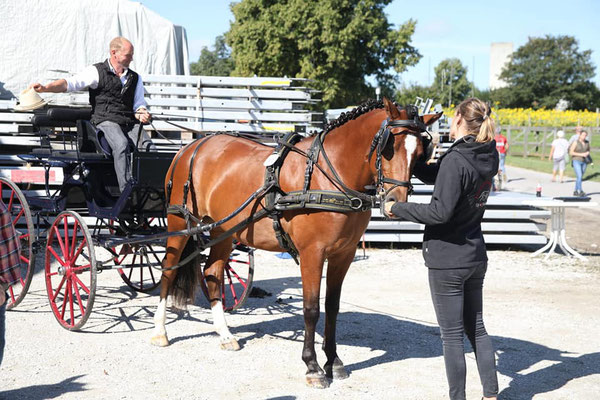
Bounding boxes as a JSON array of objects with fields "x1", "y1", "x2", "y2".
[{"x1": 29, "y1": 36, "x2": 155, "y2": 193}]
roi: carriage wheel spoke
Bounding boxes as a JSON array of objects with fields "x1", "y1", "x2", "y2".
[
  {"x1": 12, "y1": 208, "x2": 24, "y2": 225},
  {"x1": 8, "y1": 285, "x2": 15, "y2": 302},
  {"x1": 73, "y1": 278, "x2": 87, "y2": 315},
  {"x1": 225, "y1": 268, "x2": 239, "y2": 304},
  {"x1": 68, "y1": 280, "x2": 75, "y2": 324},
  {"x1": 70, "y1": 220, "x2": 80, "y2": 260},
  {"x1": 71, "y1": 238, "x2": 87, "y2": 262},
  {"x1": 63, "y1": 218, "x2": 70, "y2": 261},
  {"x1": 7, "y1": 191, "x2": 15, "y2": 211},
  {"x1": 52, "y1": 226, "x2": 68, "y2": 260},
  {"x1": 72, "y1": 274, "x2": 90, "y2": 295},
  {"x1": 52, "y1": 276, "x2": 67, "y2": 302},
  {"x1": 60, "y1": 280, "x2": 70, "y2": 319},
  {"x1": 226, "y1": 264, "x2": 248, "y2": 289},
  {"x1": 129, "y1": 253, "x2": 137, "y2": 280},
  {"x1": 19, "y1": 254, "x2": 30, "y2": 264},
  {"x1": 48, "y1": 246, "x2": 68, "y2": 268}
]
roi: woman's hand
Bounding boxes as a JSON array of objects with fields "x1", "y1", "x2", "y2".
[{"x1": 384, "y1": 200, "x2": 395, "y2": 218}]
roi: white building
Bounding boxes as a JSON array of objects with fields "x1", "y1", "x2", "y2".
[{"x1": 489, "y1": 42, "x2": 513, "y2": 90}]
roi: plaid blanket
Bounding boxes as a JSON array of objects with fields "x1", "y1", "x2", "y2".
[{"x1": 0, "y1": 202, "x2": 21, "y2": 288}]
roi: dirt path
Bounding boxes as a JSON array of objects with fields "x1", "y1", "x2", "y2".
[{"x1": 1, "y1": 248, "x2": 599, "y2": 400}]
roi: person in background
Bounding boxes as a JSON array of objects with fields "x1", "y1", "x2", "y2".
[
  {"x1": 0, "y1": 201, "x2": 21, "y2": 366},
  {"x1": 29, "y1": 37, "x2": 154, "y2": 193},
  {"x1": 548, "y1": 130, "x2": 570, "y2": 183},
  {"x1": 494, "y1": 128, "x2": 508, "y2": 186},
  {"x1": 385, "y1": 98, "x2": 499, "y2": 400},
  {"x1": 569, "y1": 130, "x2": 591, "y2": 197},
  {"x1": 568, "y1": 126, "x2": 582, "y2": 147}
]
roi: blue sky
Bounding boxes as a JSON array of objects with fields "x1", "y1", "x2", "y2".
[{"x1": 141, "y1": 0, "x2": 600, "y2": 89}]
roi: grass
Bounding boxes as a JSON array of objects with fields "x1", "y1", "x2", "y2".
[{"x1": 506, "y1": 150, "x2": 600, "y2": 183}]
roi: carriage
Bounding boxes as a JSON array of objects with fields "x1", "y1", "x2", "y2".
[{"x1": 1, "y1": 108, "x2": 255, "y2": 330}]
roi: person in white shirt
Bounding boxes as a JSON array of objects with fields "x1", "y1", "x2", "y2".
[
  {"x1": 548, "y1": 130, "x2": 570, "y2": 183},
  {"x1": 29, "y1": 37, "x2": 154, "y2": 193}
]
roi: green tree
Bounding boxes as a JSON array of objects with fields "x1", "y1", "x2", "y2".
[
  {"x1": 395, "y1": 83, "x2": 435, "y2": 107},
  {"x1": 190, "y1": 35, "x2": 235, "y2": 76},
  {"x1": 431, "y1": 58, "x2": 472, "y2": 107},
  {"x1": 498, "y1": 35, "x2": 600, "y2": 110},
  {"x1": 226, "y1": 0, "x2": 421, "y2": 108}
]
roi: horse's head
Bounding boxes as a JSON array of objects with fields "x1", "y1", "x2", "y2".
[{"x1": 369, "y1": 97, "x2": 442, "y2": 214}]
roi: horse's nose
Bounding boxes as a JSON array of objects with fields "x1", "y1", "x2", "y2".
[{"x1": 386, "y1": 195, "x2": 397, "y2": 203}]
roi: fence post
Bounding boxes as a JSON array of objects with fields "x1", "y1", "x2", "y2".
[{"x1": 541, "y1": 127, "x2": 547, "y2": 159}]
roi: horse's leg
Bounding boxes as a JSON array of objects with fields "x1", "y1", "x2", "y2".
[
  {"x1": 299, "y1": 250, "x2": 329, "y2": 388},
  {"x1": 150, "y1": 217, "x2": 188, "y2": 347},
  {"x1": 322, "y1": 249, "x2": 356, "y2": 380},
  {"x1": 204, "y1": 238, "x2": 240, "y2": 351}
]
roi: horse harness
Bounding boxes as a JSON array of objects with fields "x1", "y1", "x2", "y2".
[{"x1": 165, "y1": 111, "x2": 430, "y2": 264}]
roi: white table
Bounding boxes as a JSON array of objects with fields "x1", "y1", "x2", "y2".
[{"x1": 522, "y1": 199, "x2": 598, "y2": 261}]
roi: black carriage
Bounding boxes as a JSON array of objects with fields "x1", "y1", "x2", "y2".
[{"x1": 1, "y1": 108, "x2": 254, "y2": 330}]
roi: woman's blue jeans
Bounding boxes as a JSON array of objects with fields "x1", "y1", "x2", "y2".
[{"x1": 572, "y1": 160, "x2": 587, "y2": 192}]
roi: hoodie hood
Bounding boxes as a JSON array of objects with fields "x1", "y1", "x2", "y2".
[{"x1": 444, "y1": 135, "x2": 499, "y2": 180}]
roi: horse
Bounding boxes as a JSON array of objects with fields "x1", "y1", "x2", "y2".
[{"x1": 150, "y1": 97, "x2": 441, "y2": 388}]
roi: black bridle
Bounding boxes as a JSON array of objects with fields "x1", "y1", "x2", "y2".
[{"x1": 368, "y1": 117, "x2": 430, "y2": 201}]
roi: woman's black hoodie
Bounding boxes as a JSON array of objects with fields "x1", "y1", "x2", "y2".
[{"x1": 390, "y1": 135, "x2": 499, "y2": 269}]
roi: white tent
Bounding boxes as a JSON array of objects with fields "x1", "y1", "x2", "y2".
[{"x1": 0, "y1": 0, "x2": 189, "y2": 100}]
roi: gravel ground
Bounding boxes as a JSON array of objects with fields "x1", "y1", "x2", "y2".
[{"x1": 1, "y1": 247, "x2": 599, "y2": 400}]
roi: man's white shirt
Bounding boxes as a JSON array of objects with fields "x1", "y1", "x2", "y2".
[{"x1": 64, "y1": 61, "x2": 147, "y2": 112}]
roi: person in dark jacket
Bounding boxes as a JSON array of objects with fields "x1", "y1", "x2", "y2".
[
  {"x1": 385, "y1": 97, "x2": 499, "y2": 400},
  {"x1": 29, "y1": 37, "x2": 154, "y2": 193}
]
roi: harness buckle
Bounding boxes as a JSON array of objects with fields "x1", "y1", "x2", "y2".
[{"x1": 350, "y1": 197, "x2": 363, "y2": 211}]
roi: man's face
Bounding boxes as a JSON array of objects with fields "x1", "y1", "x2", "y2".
[{"x1": 111, "y1": 42, "x2": 134, "y2": 68}]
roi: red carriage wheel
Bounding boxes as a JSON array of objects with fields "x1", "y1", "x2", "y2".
[
  {"x1": 44, "y1": 211, "x2": 97, "y2": 330},
  {"x1": 0, "y1": 178, "x2": 36, "y2": 310},
  {"x1": 201, "y1": 243, "x2": 255, "y2": 312}
]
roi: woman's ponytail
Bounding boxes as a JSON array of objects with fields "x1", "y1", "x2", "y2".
[{"x1": 456, "y1": 98, "x2": 495, "y2": 143}]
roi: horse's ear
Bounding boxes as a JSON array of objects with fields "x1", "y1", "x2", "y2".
[
  {"x1": 423, "y1": 111, "x2": 444, "y2": 126},
  {"x1": 383, "y1": 97, "x2": 401, "y2": 120}
]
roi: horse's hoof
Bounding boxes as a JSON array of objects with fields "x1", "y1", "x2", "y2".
[
  {"x1": 305, "y1": 372, "x2": 330, "y2": 389},
  {"x1": 220, "y1": 338, "x2": 240, "y2": 351},
  {"x1": 325, "y1": 364, "x2": 349, "y2": 380},
  {"x1": 150, "y1": 334, "x2": 169, "y2": 347}
]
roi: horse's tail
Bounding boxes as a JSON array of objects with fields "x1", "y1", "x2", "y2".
[{"x1": 170, "y1": 238, "x2": 202, "y2": 308}]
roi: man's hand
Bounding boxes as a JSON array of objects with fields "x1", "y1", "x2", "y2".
[
  {"x1": 29, "y1": 83, "x2": 46, "y2": 93},
  {"x1": 135, "y1": 108, "x2": 151, "y2": 124}
]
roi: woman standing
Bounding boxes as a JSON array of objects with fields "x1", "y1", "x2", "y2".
[
  {"x1": 548, "y1": 130, "x2": 569, "y2": 183},
  {"x1": 569, "y1": 130, "x2": 591, "y2": 196},
  {"x1": 385, "y1": 98, "x2": 499, "y2": 400}
]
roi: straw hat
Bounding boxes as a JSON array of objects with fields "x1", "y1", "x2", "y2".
[{"x1": 14, "y1": 88, "x2": 49, "y2": 111}]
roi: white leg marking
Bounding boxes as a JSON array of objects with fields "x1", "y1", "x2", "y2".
[
  {"x1": 212, "y1": 302, "x2": 234, "y2": 340},
  {"x1": 152, "y1": 297, "x2": 168, "y2": 337},
  {"x1": 404, "y1": 135, "x2": 418, "y2": 167}
]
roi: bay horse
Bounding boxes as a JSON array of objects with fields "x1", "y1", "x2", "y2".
[{"x1": 150, "y1": 97, "x2": 441, "y2": 388}]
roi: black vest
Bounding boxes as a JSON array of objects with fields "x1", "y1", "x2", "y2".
[{"x1": 89, "y1": 60, "x2": 139, "y2": 126}]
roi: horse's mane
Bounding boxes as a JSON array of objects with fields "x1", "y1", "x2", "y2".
[{"x1": 321, "y1": 99, "x2": 384, "y2": 135}]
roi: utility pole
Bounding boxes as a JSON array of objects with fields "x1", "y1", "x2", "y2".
[{"x1": 448, "y1": 65, "x2": 454, "y2": 108}]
